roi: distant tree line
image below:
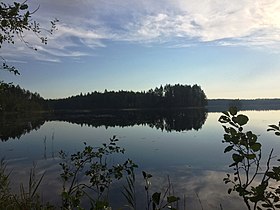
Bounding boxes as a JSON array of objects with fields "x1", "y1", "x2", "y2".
[
  {"x1": 0, "y1": 82, "x2": 45, "y2": 112},
  {"x1": 208, "y1": 99, "x2": 280, "y2": 112},
  {"x1": 48, "y1": 84, "x2": 208, "y2": 110}
]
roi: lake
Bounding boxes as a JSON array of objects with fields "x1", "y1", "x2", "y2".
[{"x1": 1, "y1": 109, "x2": 280, "y2": 209}]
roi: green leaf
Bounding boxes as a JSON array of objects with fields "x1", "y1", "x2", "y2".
[
  {"x1": 251, "y1": 143, "x2": 261, "y2": 152},
  {"x1": 229, "y1": 127, "x2": 237, "y2": 135},
  {"x1": 232, "y1": 153, "x2": 243, "y2": 163},
  {"x1": 268, "y1": 125, "x2": 279, "y2": 130},
  {"x1": 20, "y1": 4, "x2": 28, "y2": 10},
  {"x1": 1, "y1": 20, "x2": 8, "y2": 27},
  {"x1": 142, "y1": 171, "x2": 147, "y2": 178},
  {"x1": 266, "y1": 171, "x2": 275, "y2": 178},
  {"x1": 245, "y1": 153, "x2": 256, "y2": 159},
  {"x1": 219, "y1": 116, "x2": 230, "y2": 123},
  {"x1": 233, "y1": 114, "x2": 249, "y2": 126},
  {"x1": 267, "y1": 128, "x2": 275, "y2": 132},
  {"x1": 61, "y1": 191, "x2": 69, "y2": 199},
  {"x1": 152, "y1": 192, "x2": 161, "y2": 205},
  {"x1": 167, "y1": 196, "x2": 180, "y2": 203},
  {"x1": 229, "y1": 107, "x2": 238, "y2": 116},
  {"x1": 247, "y1": 132, "x2": 257, "y2": 144},
  {"x1": 224, "y1": 145, "x2": 234, "y2": 153},
  {"x1": 224, "y1": 134, "x2": 231, "y2": 142}
]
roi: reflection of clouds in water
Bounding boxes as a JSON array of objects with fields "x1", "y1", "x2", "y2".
[
  {"x1": 131, "y1": 166, "x2": 247, "y2": 210},
  {"x1": 6, "y1": 158, "x2": 62, "y2": 205},
  {"x1": 4, "y1": 159, "x2": 262, "y2": 209}
]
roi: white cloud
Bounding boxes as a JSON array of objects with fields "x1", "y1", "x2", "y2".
[
  {"x1": 34, "y1": 55, "x2": 61, "y2": 63},
  {"x1": 3, "y1": 0, "x2": 280, "y2": 62},
  {"x1": 119, "y1": 0, "x2": 280, "y2": 47},
  {"x1": 34, "y1": 45, "x2": 88, "y2": 57},
  {"x1": 5, "y1": 59, "x2": 28, "y2": 64}
]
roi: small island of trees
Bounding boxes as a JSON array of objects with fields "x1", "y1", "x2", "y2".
[
  {"x1": 47, "y1": 84, "x2": 208, "y2": 110},
  {"x1": 0, "y1": 83, "x2": 207, "y2": 112}
]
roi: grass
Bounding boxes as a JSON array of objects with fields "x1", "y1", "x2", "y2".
[{"x1": 0, "y1": 159, "x2": 54, "y2": 210}]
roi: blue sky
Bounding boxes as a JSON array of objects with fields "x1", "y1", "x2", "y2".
[{"x1": 1, "y1": 0, "x2": 280, "y2": 99}]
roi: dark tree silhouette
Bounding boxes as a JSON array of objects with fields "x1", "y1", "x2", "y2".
[
  {"x1": 0, "y1": 83, "x2": 45, "y2": 112},
  {"x1": 47, "y1": 84, "x2": 208, "y2": 110}
]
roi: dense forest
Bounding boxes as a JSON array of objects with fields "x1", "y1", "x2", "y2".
[
  {"x1": 0, "y1": 83, "x2": 207, "y2": 112},
  {"x1": 2, "y1": 82, "x2": 280, "y2": 113},
  {"x1": 47, "y1": 84, "x2": 208, "y2": 110},
  {"x1": 0, "y1": 82, "x2": 45, "y2": 112}
]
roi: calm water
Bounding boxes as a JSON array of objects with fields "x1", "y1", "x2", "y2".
[{"x1": 1, "y1": 110, "x2": 280, "y2": 209}]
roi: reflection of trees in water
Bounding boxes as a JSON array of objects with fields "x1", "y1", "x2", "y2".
[
  {"x1": 0, "y1": 109, "x2": 208, "y2": 141},
  {"x1": 148, "y1": 109, "x2": 207, "y2": 132},
  {"x1": 50, "y1": 109, "x2": 208, "y2": 132},
  {"x1": 0, "y1": 113, "x2": 45, "y2": 141}
]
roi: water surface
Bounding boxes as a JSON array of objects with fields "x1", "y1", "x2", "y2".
[{"x1": 1, "y1": 110, "x2": 280, "y2": 209}]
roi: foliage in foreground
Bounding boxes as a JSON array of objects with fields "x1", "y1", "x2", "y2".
[
  {"x1": 0, "y1": 1, "x2": 58, "y2": 75},
  {"x1": 0, "y1": 136, "x2": 180, "y2": 210},
  {"x1": 0, "y1": 160, "x2": 52, "y2": 209},
  {"x1": 219, "y1": 107, "x2": 280, "y2": 210},
  {"x1": 59, "y1": 135, "x2": 138, "y2": 209}
]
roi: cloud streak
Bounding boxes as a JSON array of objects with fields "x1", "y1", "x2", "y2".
[
  {"x1": 42, "y1": 0, "x2": 280, "y2": 46},
  {"x1": 119, "y1": 0, "x2": 280, "y2": 47},
  {"x1": 3, "y1": 0, "x2": 280, "y2": 62}
]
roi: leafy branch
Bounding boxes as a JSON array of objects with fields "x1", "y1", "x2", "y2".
[
  {"x1": 220, "y1": 107, "x2": 280, "y2": 210},
  {"x1": 0, "y1": 1, "x2": 58, "y2": 74},
  {"x1": 59, "y1": 136, "x2": 138, "y2": 209}
]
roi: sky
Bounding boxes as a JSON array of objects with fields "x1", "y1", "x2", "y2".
[{"x1": 1, "y1": 0, "x2": 280, "y2": 99}]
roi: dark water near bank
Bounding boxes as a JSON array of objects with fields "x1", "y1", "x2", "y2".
[{"x1": 1, "y1": 109, "x2": 280, "y2": 209}]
